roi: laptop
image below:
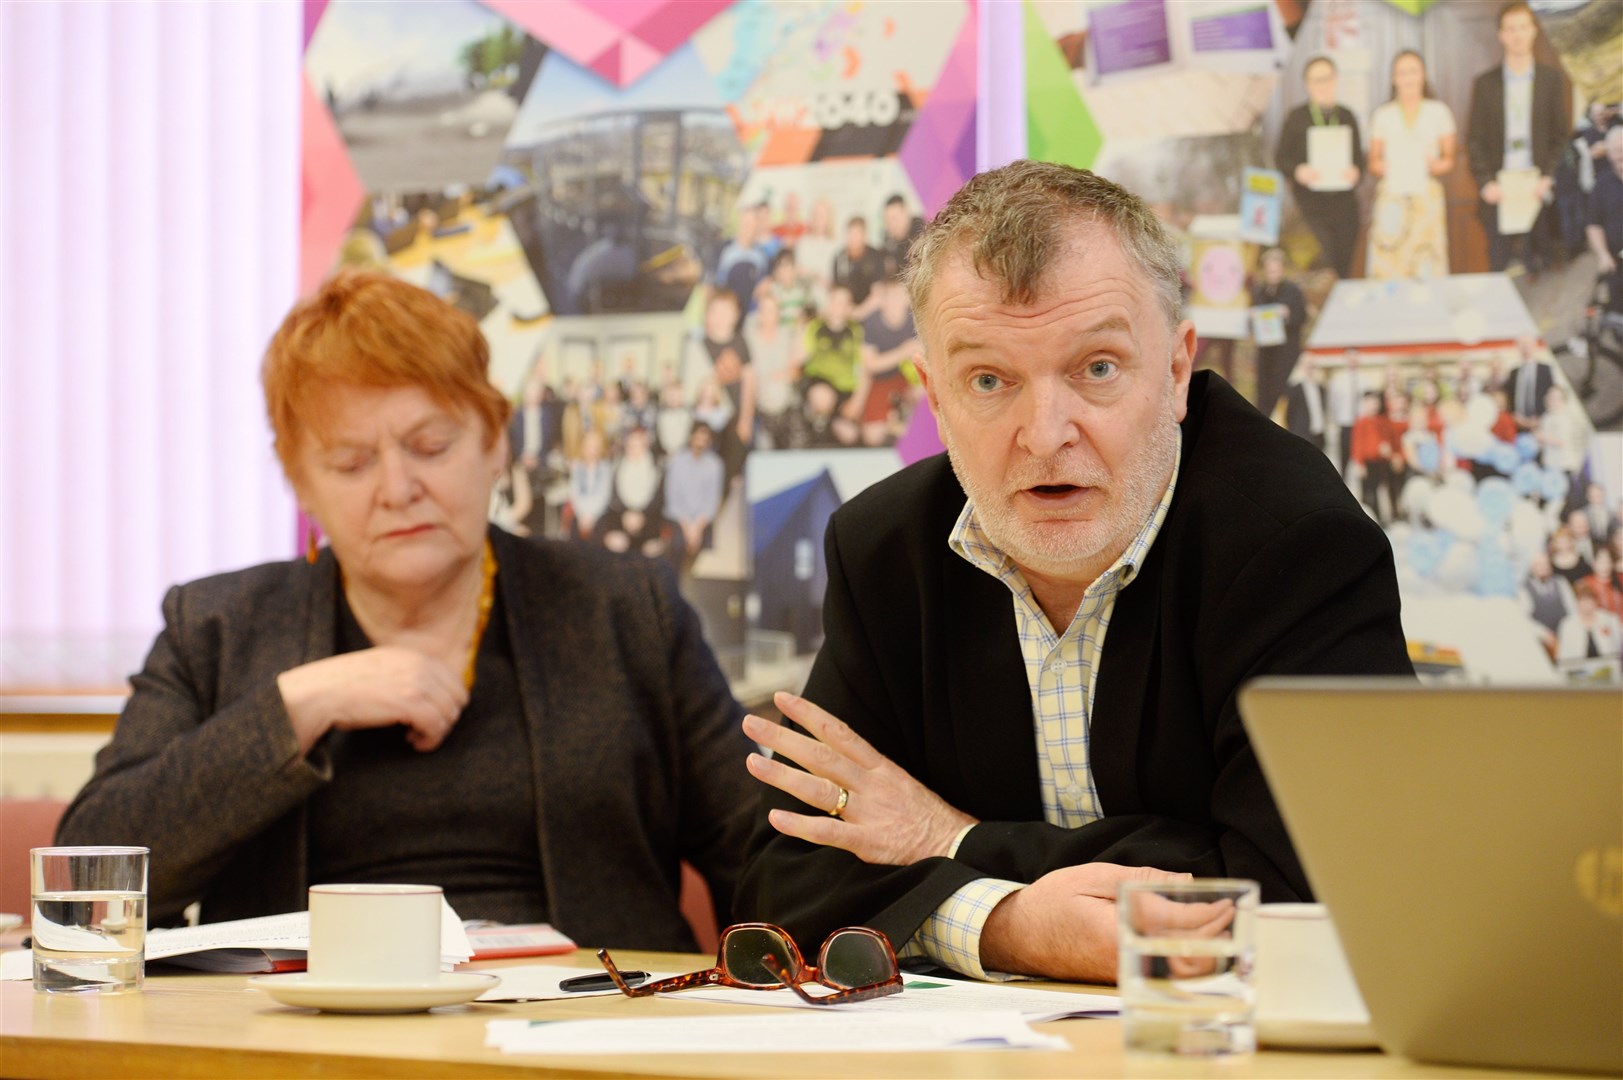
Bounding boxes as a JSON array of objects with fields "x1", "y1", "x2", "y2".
[{"x1": 1240, "y1": 678, "x2": 1622, "y2": 1076}]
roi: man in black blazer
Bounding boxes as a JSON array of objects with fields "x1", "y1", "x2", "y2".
[
  {"x1": 1285, "y1": 367, "x2": 1329, "y2": 452},
  {"x1": 735, "y1": 161, "x2": 1412, "y2": 983},
  {"x1": 1466, "y1": 1, "x2": 1568, "y2": 273},
  {"x1": 1505, "y1": 335, "x2": 1557, "y2": 431}
]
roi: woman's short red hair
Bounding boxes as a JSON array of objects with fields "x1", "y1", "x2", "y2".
[{"x1": 262, "y1": 270, "x2": 510, "y2": 475}]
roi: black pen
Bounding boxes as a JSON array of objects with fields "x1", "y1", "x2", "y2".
[{"x1": 559, "y1": 970, "x2": 648, "y2": 993}]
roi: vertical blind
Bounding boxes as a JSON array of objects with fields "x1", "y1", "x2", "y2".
[{"x1": 0, "y1": 1, "x2": 300, "y2": 689}]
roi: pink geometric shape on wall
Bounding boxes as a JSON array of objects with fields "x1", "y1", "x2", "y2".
[
  {"x1": 298, "y1": 76, "x2": 364, "y2": 296},
  {"x1": 486, "y1": 0, "x2": 731, "y2": 87},
  {"x1": 899, "y1": 6, "x2": 978, "y2": 217},
  {"x1": 302, "y1": 0, "x2": 329, "y2": 51},
  {"x1": 489, "y1": 0, "x2": 620, "y2": 59}
]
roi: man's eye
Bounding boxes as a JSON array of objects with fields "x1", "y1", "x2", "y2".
[
  {"x1": 971, "y1": 373, "x2": 1003, "y2": 393},
  {"x1": 412, "y1": 441, "x2": 451, "y2": 457},
  {"x1": 1086, "y1": 360, "x2": 1117, "y2": 379}
]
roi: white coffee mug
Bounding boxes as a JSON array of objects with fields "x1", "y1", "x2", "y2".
[
  {"x1": 307, "y1": 883, "x2": 442, "y2": 984},
  {"x1": 1254, "y1": 902, "x2": 1367, "y2": 1022}
]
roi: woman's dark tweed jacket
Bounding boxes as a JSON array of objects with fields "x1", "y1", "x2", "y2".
[{"x1": 57, "y1": 526, "x2": 756, "y2": 951}]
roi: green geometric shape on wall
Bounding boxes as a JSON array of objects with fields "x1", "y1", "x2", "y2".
[
  {"x1": 1381, "y1": 0, "x2": 1437, "y2": 14},
  {"x1": 1024, "y1": 0, "x2": 1101, "y2": 170}
]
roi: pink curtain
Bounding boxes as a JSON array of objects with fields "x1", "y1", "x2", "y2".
[{"x1": 0, "y1": 1, "x2": 300, "y2": 689}]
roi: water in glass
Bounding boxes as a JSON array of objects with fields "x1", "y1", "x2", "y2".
[
  {"x1": 31, "y1": 890, "x2": 147, "y2": 993},
  {"x1": 1119, "y1": 931, "x2": 1255, "y2": 1055}
]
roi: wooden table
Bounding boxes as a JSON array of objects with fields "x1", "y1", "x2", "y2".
[{"x1": 0, "y1": 949, "x2": 1567, "y2": 1079}]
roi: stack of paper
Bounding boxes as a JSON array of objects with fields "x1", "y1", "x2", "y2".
[
  {"x1": 146, "y1": 902, "x2": 473, "y2": 972},
  {"x1": 673, "y1": 972, "x2": 1121, "y2": 1020},
  {"x1": 1, "y1": 901, "x2": 476, "y2": 979},
  {"x1": 486, "y1": 1012, "x2": 1070, "y2": 1054},
  {"x1": 462, "y1": 923, "x2": 575, "y2": 960},
  {"x1": 146, "y1": 913, "x2": 317, "y2": 973},
  {"x1": 472, "y1": 966, "x2": 1121, "y2": 1018}
]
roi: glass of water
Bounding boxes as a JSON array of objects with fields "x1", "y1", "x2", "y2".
[
  {"x1": 1118, "y1": 878, "x2": 1259, "y2": 1057},
  {"x1": 29, "y1": 846, "x2": 149, "y2": 994}
]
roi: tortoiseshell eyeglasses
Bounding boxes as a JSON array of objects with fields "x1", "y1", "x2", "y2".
[{"x1": 597, "y1": 922, "x2": 902, "y2": 1006}]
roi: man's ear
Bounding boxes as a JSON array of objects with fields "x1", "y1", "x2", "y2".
[
  {"x1": 913, "y1": 353, "x2": 949, "y2": 444},
  {"x1": 1169, "y1": 320, "x2": 1196, "y2": 423}
]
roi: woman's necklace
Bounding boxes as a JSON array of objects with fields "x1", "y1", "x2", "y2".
[
  {"x1": 463, "y1": 539, "x2": 498, "y2": 690},
  {"x1": 338, "y1": 538, "x2": 498, "y2": 691}
]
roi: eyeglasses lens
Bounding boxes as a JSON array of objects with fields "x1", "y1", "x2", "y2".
[
  {"x1": 821, "y1": 930, "x2": 894, "y2": 989},
  {"x1": 722, "y1": 927, "x2": 795, "y2": 986}
]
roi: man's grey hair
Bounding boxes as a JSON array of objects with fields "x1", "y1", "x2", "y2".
[{"x1": 902, "y1": 159, "x2": 1184, "y2": 333}]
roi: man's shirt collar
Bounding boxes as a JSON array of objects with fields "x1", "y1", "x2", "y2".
[{"x1": 1502, "y1": 62, "x2": 1534, "y2": 86}]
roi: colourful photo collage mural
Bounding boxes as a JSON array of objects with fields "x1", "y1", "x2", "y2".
[
  {"x1": 300, "y1": 0, "x2": 979, "y2": 688},
  {"x1": 1026, "y1": 0, "x2": 1623, "y2": 683}
]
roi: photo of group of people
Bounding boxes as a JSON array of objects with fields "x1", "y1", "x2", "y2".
[
  {"x1": 1038, "y1": 0, "x2": 1623, "y2": 441},
  {"x1": 499, "y1": 168, "x2": 931, "y2": 581},
  {"x1": 1283, "y1": 341, "x2": 1620, "y2": 677}
]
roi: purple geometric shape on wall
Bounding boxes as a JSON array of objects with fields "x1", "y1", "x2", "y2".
[
  {"x1": 897, "y1": 397, "x2": 944, "y2": 465},
  {"x1": 898, "y1": 7, "x2": 977, "y2": 217}
]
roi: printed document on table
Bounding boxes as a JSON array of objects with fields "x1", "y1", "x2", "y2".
[
  {"x1": 0, "y1": 949, "x2": 31, "y2": 980},
  {"x1": 145, "y1": 900, "x2": 472, "y2": 967},
  {"x1": 485, "y1": 1011, "x2": 1069, "y2": 1054},
  {"x1": 1306, "y1": 126, "x2": 1354, "y2": 191},
  {"x1": 474, "y1": 964, "x2": 682, "y2": 1001},
  {"x1": 669, "y1": 972, "x2": 1120, "y2": 1020}
]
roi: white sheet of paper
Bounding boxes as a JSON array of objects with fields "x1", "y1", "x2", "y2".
[
  {"x1": 146, "y1": 912, "x2": 308, "y2": 959},
  {"x1": 1384, "y1": 137, "x2": 1427, "y2": 196},
  {"x1": 485, "y1": 1011, "x2": 1069, "y2": 1054},
  {"x1": 0, "y1": 949, "x2": 32, "y2": 980},
  {"x1": 671, "y1": 972, "x2": 1120, "y2": 1020},
  {"x1": 474, "y1": 964, "x2": 681, "y2": 1001},
  {"x1": 1251, "y1": 304, "x2": 1289, "y2": 347},
  {"x1": 145, "y1": 899, "x2": 473, "y2": 966},
  {"x1": 1306, "y1": 126, "x2": 1354, "y2": 191},
  {"x1": 1497, "y1": 168, "x2": 1542, "y2": 235}
]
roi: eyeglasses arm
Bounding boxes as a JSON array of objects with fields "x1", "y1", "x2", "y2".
[{"x1": 596, "y1": 948, "x2": 715, "y2": 997}]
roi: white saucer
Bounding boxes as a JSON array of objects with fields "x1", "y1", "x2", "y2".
[
  {"x1": 248, "y1": 971, "x2": 501, "y2": 1014},
  {"x1": 1258, "y1": 1015, "x2": 1380, "y2": 1050}
]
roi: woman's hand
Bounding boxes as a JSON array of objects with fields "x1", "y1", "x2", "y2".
[{"x1": 277, "y1": 646, "x2": 468, "y2": 756}]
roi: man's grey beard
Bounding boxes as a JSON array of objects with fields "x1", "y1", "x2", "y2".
[{"x1": 940, "y1": 387, "x2": 1180, "y2": 580}]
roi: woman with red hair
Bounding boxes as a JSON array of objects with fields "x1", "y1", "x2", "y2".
[{"x1": 58, "y1": 272, "x2": 755, "y2": 951}]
